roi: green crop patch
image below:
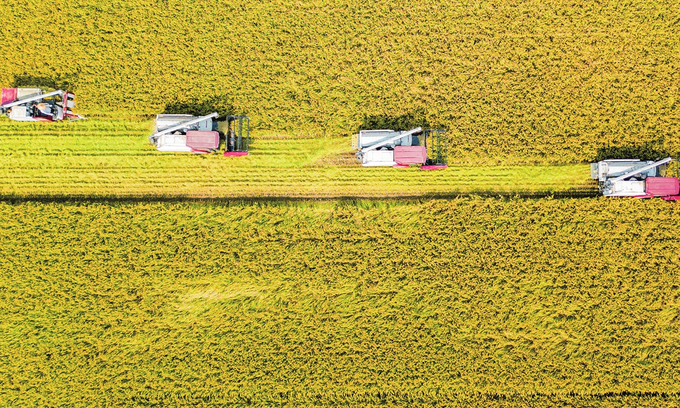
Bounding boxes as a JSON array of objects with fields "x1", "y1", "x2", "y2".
[{"x1": 1, "y1": 198, "x2": 679, "y2": 406}]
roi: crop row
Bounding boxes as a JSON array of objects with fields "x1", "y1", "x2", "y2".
[
  {"x1": 0, "y1": 119, "x2": 593, "y2": 197},
  {"x1": 1, "y1": 1, "x2": 679, "y2": 163},
  {"x1": 1, "y1": 198, "x2": 679, "y2": 406}
]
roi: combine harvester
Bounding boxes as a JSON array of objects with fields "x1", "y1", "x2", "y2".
[
  {"x1": 0, "y1": 88, "x2": 84, "y2": 121},
  {"x1": 353, "y1": 127, "x2": 447, "y2": 169},
  {"x1": 149, "y1": 112, "x2": 249, "y2": 156},
  {"x1": 590, "y1": 157, "x2": 680, "y2": 200}
]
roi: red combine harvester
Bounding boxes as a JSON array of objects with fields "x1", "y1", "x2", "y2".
[
  {"x1": 149, "y1": 112, "x2": 249, "y2": 156},
  {"x1": 590, "y1": 157, "x2": 680, "y2": 200},
  {"x1": 352, "y1": 127, "x2": 447, "y2": 169},
  {"x1": 0, "y1": 88, "x2": 84, "y2": 121}
]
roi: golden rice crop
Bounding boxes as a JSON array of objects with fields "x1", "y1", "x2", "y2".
[
  {"x1": 0, "y1": 118, "x2": 595, "y2": 198},
  {"x1": 1, "y1": 1, "x2": 678, "y2": 163},
  {"x1": 1, "y1": 198, "x2": 679, "y2": 406}
]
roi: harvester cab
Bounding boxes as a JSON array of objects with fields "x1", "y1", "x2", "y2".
[
  {"x1": 352, "y1": 127, "x2": 447, "y2": 169},
  {"x1": 149, "y1": 112, "x2": 249, "y2": 156},
  {"x1": 0, "y1": 88, "x2": 84, "y2": 121},
  {"x1": 590, "y1": 157, "x2": 680, "y2": 200}
]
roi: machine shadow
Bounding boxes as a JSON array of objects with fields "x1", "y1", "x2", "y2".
[
  {"x1": 12, "y1": 73, "x2": 79, "y2": 90},
  {"x1": 0, "y1": 188, "x2": 600, "y2": 205},
  {"x1": 358, "y1": 112, "x2": 434, "y2": 132},
  {"x1": 163, "y1": 96, "x2": 236, "y2": 118},
  {"x1": 593, "y1": 139, "x2": 674, "y2": 162}
]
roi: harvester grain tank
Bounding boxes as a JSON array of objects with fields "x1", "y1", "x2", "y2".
[
  {"x1": 353, "y1": 127, "x2": 447, "y2": 169},
  {"x1": 590, "y1": 157, "x2": 680, "y2": 200},
  {"x1": 0, "y1": 88, "x2": 84, "y2": 121},
  {"x1": 149, "y1": 112, "x2": 249, "y2": 156}
]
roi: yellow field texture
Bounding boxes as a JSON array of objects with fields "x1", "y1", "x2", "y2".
[
  {"x1": 1, "y1": 199, "x2": 680, "y2": 406},
  {"x1": 0, "y1": 118, "x2": 597, "y2": 197},
  {"x1": 1, "y1": 1, "x2": 679, "y2": 163}
]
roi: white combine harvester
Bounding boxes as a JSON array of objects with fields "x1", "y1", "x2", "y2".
[
  {"x1": 149, "y1": 112, "x2": 249, "y2": 156},
  {"x1": 353, "y1": 127, "x2": 447, "y2": 169},
  {"x1": 0, "y1": 88, "x2": 84, "y2": 121},
  {"x1": 590, "y1": 157, "x2": 680, "y2": 200}
]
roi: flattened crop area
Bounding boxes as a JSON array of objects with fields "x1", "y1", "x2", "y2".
[
  {"x1": 1, "y1": 199, "x2": 679, "y2": 406},
  {"x1": 0, "y1": 119, "x2": 595, "y2": 198}
]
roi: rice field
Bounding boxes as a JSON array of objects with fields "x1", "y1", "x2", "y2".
[
  {"x1": 1, "y1": 113, "x2": 678, "y2": 408},
  {"x1": 1, "y1": 198, "x2": 679, "y2": 407},
  {"x1": 0, "y1": 117, "x2": 595, "y2": 198},
  {"x1": 2, "y1": 0, "x2": 679, "y2": 405}
]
